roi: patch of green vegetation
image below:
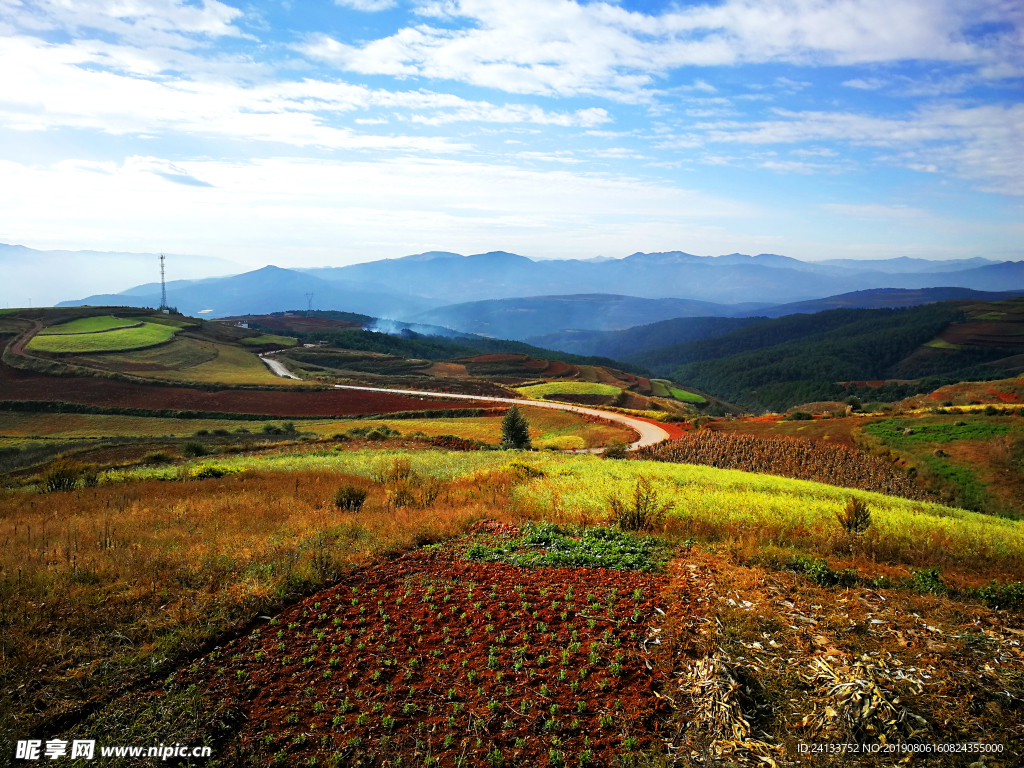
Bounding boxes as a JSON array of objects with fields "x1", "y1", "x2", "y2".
[
  {"x1": 241, "y1": 334, "x2": 297, "y2": 346},
  {"x1": 516, "y1": 382, "x2": 621, "y2": 398},
  {"x1": 864, "y1": 418, "x2": 1010, "y2": 448},
  {"x1": 782, "y1": 556, "x2": 1024, "y2": 612},
  {"x1": 465, "y1": 521, "x2": 671, "y2": 572},
  {"x1": 668, "y1": 387, "x2": 705, "y2": 403},
  {"x1": 648, "y1": 380, "x2": 670, "y2": 398},
  {"x1": 920, "y1": 454, "x2": 993, "y2": 513},
  {"x1": 38, "y1": 315, "x2": 138, "y2": 335},
  {"x1": 27, "y1": 322, "x2": 178, "y2": 353},
  {"x1": 924, "y1": 338, "x2": 961, "y2": 349}
]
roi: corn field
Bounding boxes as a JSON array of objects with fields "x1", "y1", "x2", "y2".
[{"x1": 633, "y1": 432, "x2": 931, "y2": 501}]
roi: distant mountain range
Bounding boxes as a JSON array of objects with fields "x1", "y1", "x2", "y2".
[
  {"x1": 407, "y1": 294, "x2": 771, "y2": 340},
  {"x1": 302, "y1": 250, "x2": 1022, "y2": 306},
  {"x1": 59, "y1": 265, "x2": 442, "y2": 319},
  {"x1": 1, "y1": 243, "x2": 241, "y2": 309},
  {"x1": 51, "y1": 247, "x2": 1024, "y2": 337}
]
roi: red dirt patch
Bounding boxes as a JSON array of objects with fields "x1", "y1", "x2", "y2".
[
  {"x1": 0, "y1": 361, "x2": 469, "y2": 417},
  {"x1": 175, "y1": 548, "x2": 671, "y2": 766},
  {"x1": 542, "y1": 360, "x2": 577, "y2": 377},
  {"x1": 460, "y1": 354, "x2": 524, "y2": 363}
]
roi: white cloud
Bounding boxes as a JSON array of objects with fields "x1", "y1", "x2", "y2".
[
  {"x1": 693, "y1": 103, "x2": 1024, "y2": 194},
  {"x1": 302, "y1": 0, "x2": 1014, "y2": 100},
  {"x1": 0, "y1": 34, "x2": 613, "y2": 148},
  {"x1": 842, "y1": 77, "x2": 885, "y2": 89},
  {"x1": 336, "y1": 0, "x2": 397, "y2": 11},
  {"x1": 759, "y1": 159, "x2": 820, "y2": 174},
  {"x1": 4, "y1": 0, "x2": 244, "y2": 49}
]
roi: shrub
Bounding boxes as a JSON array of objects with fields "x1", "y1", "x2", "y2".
[
  {"x1": 608, "y1": 476, "x2": 673, "y2": 532},
  {"x1": 43, "y1": 459, "x2": 80, "y2": 492},
  {"x1": 181, "y1": 441, "x2": 209, "y2": 458},
  {"x1": 500, "y1": 405, "x2": 532, "y2": 450},
  {"x1": 212, "y1": 429, "x2": 230, "y2": 436},
  {"x1": 191, "y1": 464, "x2": 230, "y2": 479},
  {"x1": 601, "y1": 443, "x2": 628, "y2": 460},
  {"x1": 194, "y1": 429, "x2": 209, "y2": 436},
  {"x1": 909, "y1": 567, "x2": 947, "y2": 596},
  {"x1": 836, "y1": 496, "x2": 871, "y2": 535},
  {"x1": 787, "y1": 411, "x2": 813, "y2": 421},
  {"x1": 262, "y1": 424, "x2": 283, "y2": 435},
  {"x1": 507, "y1": 461, "x2": 545, "y2": 479},
  {"x1": 844, "y1": 396, "x2": 863, "y2": 411},
  {"x1": 334, "y1": 484, "x2": 368, "y2": 512},
  {"x1": 143, "y1": 451, "x2": 173, "y2": 464},
  {"x1": 972, "y1": 580, "x2": 1024, "y2": 611}
]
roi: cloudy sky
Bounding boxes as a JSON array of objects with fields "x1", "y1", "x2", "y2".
[{"x1": 0, "y1": 0, "x2": 1021, "y2": 268}]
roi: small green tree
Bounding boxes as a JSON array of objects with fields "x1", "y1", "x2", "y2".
[{"x1": 500, "y1": 405, "x2": 532, "y2": 450}]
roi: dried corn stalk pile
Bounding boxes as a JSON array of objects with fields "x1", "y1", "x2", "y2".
[
  {"x1": 800, "y1": 653, "x2": 927, "y2": 743},
  {"x1": 679, "y1": 651, "x2": 784, "y2": 767}
]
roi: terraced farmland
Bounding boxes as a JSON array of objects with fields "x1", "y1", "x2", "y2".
[
  {"x1": 36, "y1": 315, "x2": 139, "y2": 335},
  {"x1": 516, "y1": 382, "x2": 622, "y2": 398},
  {"x1": 27, "y1": 321, "x2": 178, "y2": 353}
]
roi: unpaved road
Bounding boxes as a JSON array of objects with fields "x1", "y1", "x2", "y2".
[
  {"x1": 332, "y1": 384, "x2": 672, "y2": 450},
  {"x1": 260, "y1": 355, "x2": 301, "y2": 380}
]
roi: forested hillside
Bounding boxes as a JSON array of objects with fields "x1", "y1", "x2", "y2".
[{"x1": 635, "y1": 304, "x2": 968, "y2": 412}]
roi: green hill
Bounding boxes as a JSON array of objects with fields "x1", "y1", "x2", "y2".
[{"x1": 629, "y1": 301, "x2": 1024, "y2": 412}]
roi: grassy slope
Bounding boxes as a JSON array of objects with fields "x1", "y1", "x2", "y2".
[
  {"x1": 37, "y1": 315, "x2": 138, "y2": 335},
  {"x1": 97, "y1": 449, "x2": 1022, "y2": 577},
  {"x1": 86, "y1": 338, "x2": 307, "y2": 386},
  {"x1": 240, "y1": 334, "x2": 297, "y2": 346},
  {"x1": 27, "y1": 322, "x2": 178, "y2": 353}
]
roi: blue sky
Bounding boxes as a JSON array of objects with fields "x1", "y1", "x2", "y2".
[{"x1": 0, "y1": 0, "x2": 1021, "y2": 268}]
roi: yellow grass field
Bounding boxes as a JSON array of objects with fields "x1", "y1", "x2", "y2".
[
  {"x1": 0, "y1": 405, "x2": 633, "y2": 447},
  {"x1": 88, "y1": 338, "x2": 308, "y2": 386}
]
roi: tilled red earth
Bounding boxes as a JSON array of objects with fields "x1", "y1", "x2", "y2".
[
  {"x1": 0, "y1": 360, "x2": 468, "y2": 417},
  {"x1": 176, "y1": 548, "x2": 671, "y2": 766}
]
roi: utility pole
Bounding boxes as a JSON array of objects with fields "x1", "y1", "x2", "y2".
[
  {"x1": 305, "y1": 292, "x2": 315, "y2": 312},
  {"x1": 159, "y1": 254, "x2": 168, "y2": 310}
]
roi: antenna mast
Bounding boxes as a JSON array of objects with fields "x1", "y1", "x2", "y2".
[
  {"x1": 159, "y1": 254, "x2": 168, "y2": 310},
  {"x1": 305, "y1": 292, "x2": 315, "y2": 312}
]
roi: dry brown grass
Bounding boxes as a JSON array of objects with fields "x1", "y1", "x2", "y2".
[
  {"x1": 0, "y1": 466, "x2": 522, "y2": 744},
  {"x1": 661, "y1": 548, "x2": 1024, "y2": 766}
]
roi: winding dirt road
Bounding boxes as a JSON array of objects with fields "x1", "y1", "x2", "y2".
[{"x1": 332, "y1": 384, "x2": 673, "y2": 450}]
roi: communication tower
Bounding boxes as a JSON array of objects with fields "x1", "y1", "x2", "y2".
[
  {"x1": 159, "y1": 254, "x2": 169, "y2": 311},
  {"x1": 305, "y1": 292, "x2": 315, "y2": 312}
]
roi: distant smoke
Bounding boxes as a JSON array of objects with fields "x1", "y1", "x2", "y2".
[{"x1": 366, "y1": 319, "x2": 467, "y2": 339}]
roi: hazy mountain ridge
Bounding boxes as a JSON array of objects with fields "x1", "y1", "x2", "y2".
[
  {"x1": 304, "y1": 250, "x2": 1024, "y2": 306},
  {"x1": 58, "y1": 265, "x2": 442, "y2": 320},
  {"x1": 407, "y1": 294, "x2": 771, "y2": 340}
]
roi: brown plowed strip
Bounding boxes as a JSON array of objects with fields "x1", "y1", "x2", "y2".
[
  {"x1": 175, "y1": 548, "x2": 674, "y2": 766},
  {"x1": 0, "y1": 361, "x2": 468, "y2": 417}
]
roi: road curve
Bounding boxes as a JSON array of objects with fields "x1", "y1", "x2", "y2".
[{"x1": 332, "y1": 384, "x2": 672, "y2": 450}]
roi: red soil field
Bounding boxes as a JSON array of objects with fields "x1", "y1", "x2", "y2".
[
  {"x1": 542, "y1": 360, "x2": 576, "y2": 377},
  {"x1": 0, "y1": 361, "x2": 469, "y2": 417},
  {"x1": 175, "y1": 547, "x2": 671, "y2": 766},
  {"x1": 460, "y1": 354, "x2": 524, "y2": 363}
]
